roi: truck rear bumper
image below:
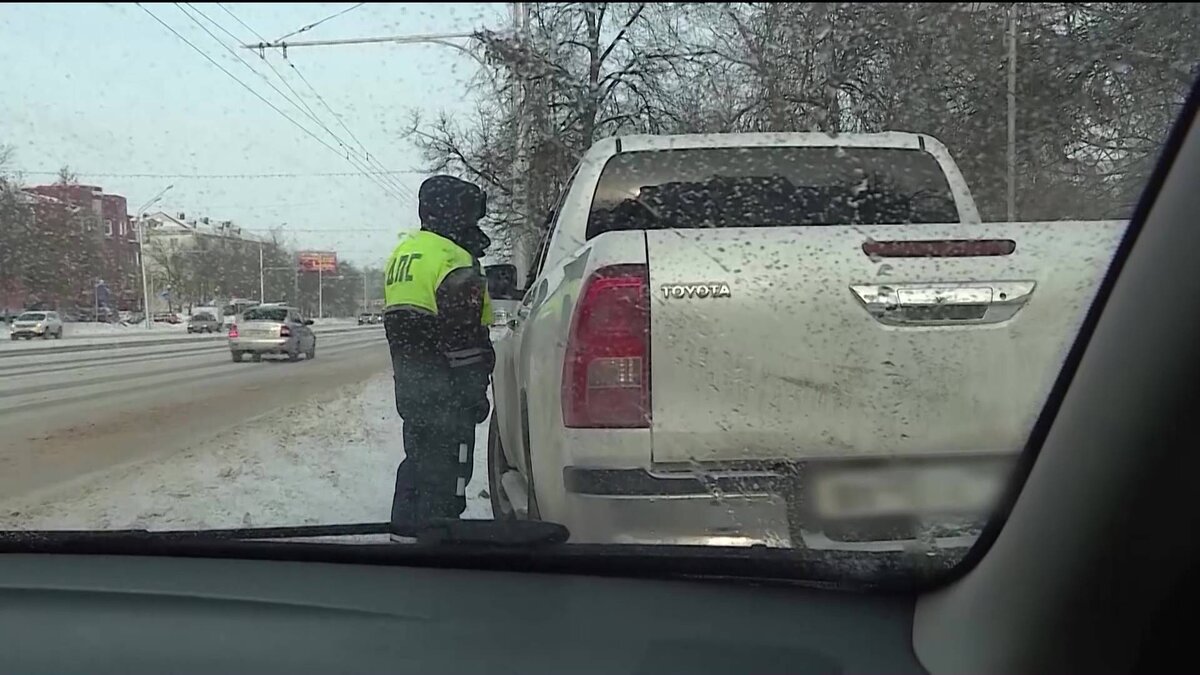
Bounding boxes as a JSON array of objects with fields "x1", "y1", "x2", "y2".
[{"x1": 561, "y1": 466, "x2": 983, "y2": 552}]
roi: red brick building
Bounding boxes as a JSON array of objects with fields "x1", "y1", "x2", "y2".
[{"x1": 4, "y1": 184, "x2": 141, "y2": 312}]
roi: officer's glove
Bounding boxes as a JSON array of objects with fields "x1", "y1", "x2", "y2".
[
  {"x1": 446, "y1": 347, "x2": 492, "y2": 425},
  {"x1": 469, "y1": 393, "x2": 491, "y2": 424}
]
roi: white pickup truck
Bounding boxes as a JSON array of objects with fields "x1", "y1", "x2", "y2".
[{"x1": 487, "y1": 132, "x2": 1126, "y2": 551}]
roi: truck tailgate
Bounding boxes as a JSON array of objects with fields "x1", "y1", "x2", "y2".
[{"x1": 646, "y1": 221, "x2": 1127, "y2": 464}]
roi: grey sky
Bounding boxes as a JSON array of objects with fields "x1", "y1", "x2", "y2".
[{"x1": 0, "y1": 2, "x2": 503, "y2": 266}]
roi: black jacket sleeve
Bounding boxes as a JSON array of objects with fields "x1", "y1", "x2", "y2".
[{"x1": 435, "y1": 265, "x2": 494, "y2": 422}]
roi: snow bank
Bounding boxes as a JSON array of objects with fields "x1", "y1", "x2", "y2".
[
  {"x1": 309, "y1": 318, "x2": 361, "y2": 328},
  {"x1": 2, "y1": 325, "x2": 196, "y2": 353},
  {"x1": 65, "y1": 321, "x2": 188, "y2": 337},
  {"x1": 0, "y1": 374, "x2": 492, "y2": 530}
]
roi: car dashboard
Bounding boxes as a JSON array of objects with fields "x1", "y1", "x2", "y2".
[{"x1": 0, "y1": 547, "x2": 923, "y2": 675}]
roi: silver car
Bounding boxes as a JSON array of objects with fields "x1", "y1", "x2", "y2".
[
  {"x1": 9, "y1": 311, "x2": 64, "y2": 340},
  {"x1": 228, "y1": 305, "x2": 316, "y2": 362},
  {"x1": 187, "y1": 312, "x2": 221, "y2": 334}
]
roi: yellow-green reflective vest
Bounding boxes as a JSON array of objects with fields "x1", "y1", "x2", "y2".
[{"x1": 384, "y1": 230, "x2": 493, "y2": 326}]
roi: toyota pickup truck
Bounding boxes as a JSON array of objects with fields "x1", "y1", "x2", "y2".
[{"x1": 487, "y1": 131, "x2": 1127, "y2": 551}]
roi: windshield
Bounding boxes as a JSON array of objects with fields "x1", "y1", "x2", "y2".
[
  {"x1": 242, "y1": 307, "x2": 289, "y2": 322},
  {"x1": 0, "y1": 2, "x2": 1194, "y2": 586}
]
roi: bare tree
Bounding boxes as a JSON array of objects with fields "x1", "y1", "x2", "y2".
[{"x1": 407, "y1": 1, "x2": 1198, "y2": 265}]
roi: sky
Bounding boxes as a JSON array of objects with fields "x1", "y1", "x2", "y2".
[{"x1": 0, "y1": 2, "x2": 506, "y2": 267}]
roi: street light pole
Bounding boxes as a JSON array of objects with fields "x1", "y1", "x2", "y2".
[
  {"x1": 318, "y1": 266, "x2": 323, "y2": 319},
  {"x1": 135, "y1": 184, "x2": 174, "y2": 329},
  {"x1": 259, "y1": 244, "x2": 265, "y2": 302}
]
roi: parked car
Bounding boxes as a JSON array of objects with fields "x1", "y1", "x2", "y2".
[
  {"x1": 186, "y1": 312, "x2": 221, "y2": 334},
  {"x1": 228, "y1": 305, "x2": 316, "y2": 362},
  {"x1": 153, "y1": 312, "x2": 182, "y2": 324},
  {"x1": 487, "y1": 131, "x2": 1127, "y2": 550},
  {"x1": 72, "y1": 307, "x2": 117, "y2": 323},
  {"x1": 190, "y1": 305, "x2": 224, "y2": 328},
  {"x1": 9, "y1": 311, "x2": 64, "y2": 340}
]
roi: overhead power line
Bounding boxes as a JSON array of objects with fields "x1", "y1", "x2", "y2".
[
  {"x1": 285, "y1": 58, "x2": 373, "y2": 160},
  {"x1": 170, "y1": 3, "x2": 414, "y2": 204},
  {"x1": 216, "y1": 2, "x2": 267, "y2": 43},
  {"x1": 275, "y1": 2, "x2": 367, "y2": 43},
  {"x1": 135, "y1": 3, "x2": 410, "y2": 207},
  {"x1": 181, "y1": 4, "x2": 321, "y2": 129},
  {"x1": 186, "y1": 2, "x2": 415, "y2": 203}
]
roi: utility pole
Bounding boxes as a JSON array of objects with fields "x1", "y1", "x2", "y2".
[
  {"x1": 362, "y1": 270, "x2": 369, "y2": 312},
  {"x1": 258, "y1": 244, "x2": 265, "y2": 302},
  {"x1": 510, "y1": 2, "x2": 531, "y2": 276},
  {"x1": 1006, "y1": 4, "x2": 1018, "y2": 223},
  {"x1": 135, "y1": 184, "x2": 173, "y2": 329}
]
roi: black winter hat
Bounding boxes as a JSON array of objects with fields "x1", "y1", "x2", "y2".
[{"x1": 418, "y1": 175, "x2": 487, "y2": 226}]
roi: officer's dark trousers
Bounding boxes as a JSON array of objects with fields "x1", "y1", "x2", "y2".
[{"x1": 388, "y1": 348, "x2": 476, "y2": 530}]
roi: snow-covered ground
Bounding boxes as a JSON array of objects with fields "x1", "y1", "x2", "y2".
[
  {"x1": 0, "y1": 374, "x2": 491, "y2": 530},
  {"x1": 62, "y1": 317, "x2": 358, "y2": 337},
  {"x1": 65, "y1": 321, "x2": 189, "y2": 337},
  {"x1": 2, "y1": 322, "x2": 204, "y2": 353}
]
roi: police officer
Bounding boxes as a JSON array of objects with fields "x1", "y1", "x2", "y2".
[{"x1": 383, "y1": 175, "x2": 494, "y2": 535}]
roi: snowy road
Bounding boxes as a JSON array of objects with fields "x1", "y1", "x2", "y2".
[
  {"x1": 0, "y1": 374, "x2": 491, "y2": 531},
  {"x1": 0, "y1": 317, "x2": 363, "y2": 354},
  {"x1": 0, "y1": 326, "x2": 393, "y2": 506}
]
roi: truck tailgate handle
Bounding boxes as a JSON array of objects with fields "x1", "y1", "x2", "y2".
[{"x1": 851, "y1": 282, "x2": 1035, "y2": 326}]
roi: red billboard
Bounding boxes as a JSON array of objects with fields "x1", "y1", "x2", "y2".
[{"x1": 297, "y1": 251, "x2": 338, "y2": 273}]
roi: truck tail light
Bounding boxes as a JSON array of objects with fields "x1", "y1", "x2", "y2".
[
  {"x1": 562, "y1": 264, "x2": 651, "y2": 428},
  {"x1": 228, "y1": 324, "x2": 238, "y2": 338},
  {"x1": 279, "y1": 325, "x2": 291, "y2": 337}
]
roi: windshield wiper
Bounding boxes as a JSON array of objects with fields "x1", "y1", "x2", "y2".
[
  {"x1": 397, "y1": 519, "x2": 569, "y2": 546},
  {"x1": 0, "y1": 519, "x2": 570, "y2": 547}
]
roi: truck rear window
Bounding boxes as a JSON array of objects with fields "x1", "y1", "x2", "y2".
[{"x1": 586, "y1": 146, "x2": 959, "y2": 239}]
